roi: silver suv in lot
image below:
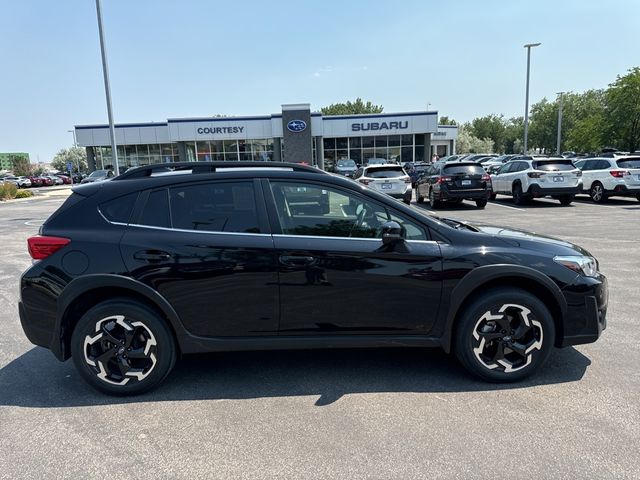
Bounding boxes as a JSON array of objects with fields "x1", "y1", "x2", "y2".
[
  {"x1": 490, "y1": 158, "x2": 581, "y2": 205},
  {"x1": 574, "y1": 156, "x2": 640, "y2": 203}
]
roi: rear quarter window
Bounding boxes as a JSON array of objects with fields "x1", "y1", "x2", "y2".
[
  {"x1": 617, "y1": 158, "x2": 640, "y2": 168},
  {"x1": 99, "y1": 192, "x2": 138, "y2": 224}
]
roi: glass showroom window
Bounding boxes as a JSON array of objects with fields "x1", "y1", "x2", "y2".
[{"x1": 196, "y1": 141, "x2": 211, "y2": 161}]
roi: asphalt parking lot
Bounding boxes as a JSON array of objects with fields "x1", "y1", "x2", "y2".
[{"x1": 0, "y1": 193, "x2": 639, "y2": 479}]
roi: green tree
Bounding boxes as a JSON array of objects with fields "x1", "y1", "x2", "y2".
[
  {"x1": 11, "y1": 156, "x2": 32, "y2": 176},
  {"x1": 504, "y1": 117, "x2": 524, "y2": 153},
  {"x1": 467, "y1": 114, "x2": 508, "y2": 152},
  {"x1": 438, "y1": 116, "x2": 457, "y2": 125},
  {"x1": 456, "y1": 125, "x2": 494, "y2": 154},
  {"x1": 605, "y1": 67, "x2": 640, "y2": 152},
  {"x1": 52, "y1": 146, "x2": 88, "y2": 173},
  {"x1": 321, "y1": 98, "x2": 384, "y2": 115},
  {"x1": 528, "y1": 98, "x2": 558, "y2": 153}
]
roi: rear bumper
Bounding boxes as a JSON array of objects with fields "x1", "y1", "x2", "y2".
[
  {"x1": 434, "y1": 188, "x2": 490, "y2": 200},
  {"x1": 560, "y1": 273, "x2": 608, "y2": 347},
  {"x1": 527, "y1": 185, "x2": 578, "y2": 197},
  {"x1": 388, "y1": 189, "x2": 413, "y2": 202}
]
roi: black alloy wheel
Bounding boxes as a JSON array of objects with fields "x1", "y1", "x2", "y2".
[
  {"x1": 429, "y1": 189, "x2": 441, "y2": 209},
  {"x1": 512, "y1": 184, "x2": 525, "y2": 206},
  {"x1": 558, "y1": 195, "x2": 573, "y2": 206},
  {"x1": 454, "y1": 288, "x2": 554, "y2": 382},
  {"x1": 71, "y1": 299, "x2": 176, "y2": 395}
]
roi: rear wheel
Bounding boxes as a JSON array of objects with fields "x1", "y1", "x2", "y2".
[
  {"x1": 489, "y1": 193, "x2": 497, "y2": 201},
  {"x1": 71, "y1": 299, "x2": 176, "y2": 395},
  {"x1": 416, "y1": 191, "x2": 425, "y2": 203},
  {"x1": 590, "y1": 182, "x2": 606, "y2": 203},
  {"x1": 558, "y1": 195, "x2": 573, "y2": 206},
  {"x1": 512, "y1": 184, "x2": 526, "y2": 205},
  {"x1": 429, "y1": 189, "x2": 441, "y2": 209},
  {"x1": 454, "y1": 288, "x2": 555, "y2": 382},
  {"x1": 636, "y1": 193, "x2": 640, "y2": 202},
  {"x1": 476, "y1": 198, "x2": 488, "y2": 208}
]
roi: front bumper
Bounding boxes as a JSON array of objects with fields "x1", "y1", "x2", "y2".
[
  {"x1": 527, "y1": 185, "x2": 579, "y2": 197},
  {"x1": 560, "y1": 273, "x2": 608, "y2": 347}
]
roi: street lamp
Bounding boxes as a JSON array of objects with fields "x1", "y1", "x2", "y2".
[
  {"x1": 523, "y1": 42, "x2": 541, "y2": 154},
  {"x1": 68, "y1": 129, "x2": 80, "y2": 173},
  {"x1": 95, "y1": 0, "x2": 119, "y2": 175},
  {"x1": 556, "y1": 92, "x2": 565, "y2": 156}
]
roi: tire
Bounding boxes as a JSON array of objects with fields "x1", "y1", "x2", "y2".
[
  {"x1": 590, "y1": 182, "x2": 606, "y2": 203},
  {"x1": 417, "y1": 192, "x2": 425, "y2": 203},
  {"x1": 429, "y1": 189, "x2": 441, "y2": 209},
  {"x1": 512, "y1": 184, "x2": 526, "y2": 205},
  {"x1": 637, "y1": 194, "x2": 640, "y2": 202},
  {"x1": 489, "y1": 193, "x2": 497, "y2": 201},
  {"x1": 454, "y1": 288, "x2": 555, "y2": 382},
  {"x1": 558, "y1": 195, "x2": 573, "y2": 206},
  {"x1": 403, "y1": 197, "x2": 411, "y2": 205},
  {"x1": 71, "y1": 299, "x2": 177, "y2": 395},
  {"x1": 475, "y1": 198, "x2": 488, "y2": 208}
]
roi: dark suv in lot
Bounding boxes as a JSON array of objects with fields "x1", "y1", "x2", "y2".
[
  {"x1": 415, "y1": 162, "x2": 492, "y2": 208},
  {"x1": 19, "y1": 162, "x2": 607, "y2": 395}
]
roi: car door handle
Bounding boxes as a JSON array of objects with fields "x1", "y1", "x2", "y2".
[
  {"x1": 279, "y1": 255, "x2": 316, "y2": 267},
  {"x1": 134, "y1": 250, "x2": 172, "y2": 262}
]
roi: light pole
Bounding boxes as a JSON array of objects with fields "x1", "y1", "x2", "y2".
[
  {"x1": 95, "y1": 0, "x2": 119, "y2": 175},
  {"x1": 67, "y1": 129, "x2": 77, "y2": 147},
  {"x1": 556, "y1": 92, "x2": 565, "y2": 156},
  {"x1": 523, "y1": 42, "x2": 541, "y2": 154}
]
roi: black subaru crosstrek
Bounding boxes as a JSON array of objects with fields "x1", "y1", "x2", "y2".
[
  {"x1": 415, "y1": 161, "x2": 492, "y2": 209},
  {"x1": 19, "y1": 162, "x2": 607, "y2": 395}
]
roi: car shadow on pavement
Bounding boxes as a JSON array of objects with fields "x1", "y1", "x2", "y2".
[{"x1": 0, "y1": 345, "x2": 591, "y2": 408}]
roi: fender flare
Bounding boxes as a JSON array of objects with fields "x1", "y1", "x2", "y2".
[
  {"x1": 440, "y1": 264, "x2": 567, "y2": 352},
  {"x1": 54, "y1": 274, "x2": 185, "y2": 360}
]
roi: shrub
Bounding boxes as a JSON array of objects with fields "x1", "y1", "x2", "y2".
[
  {"x1": 14, "y1": 189, "x2": 33, "y2": 199},
  {"x1": 0, "y1": 182, "x2": 18, "y2": 200}
]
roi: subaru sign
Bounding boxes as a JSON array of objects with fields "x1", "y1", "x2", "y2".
[{"x1": 287, "y1": 120, "x2": 307, "y2": 132}]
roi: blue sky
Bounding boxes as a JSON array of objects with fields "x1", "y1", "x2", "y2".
[{"x1": 1, "y1": 0, "x2": 638, "y2": 163}]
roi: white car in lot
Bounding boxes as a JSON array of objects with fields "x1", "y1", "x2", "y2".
[
  {"x1": 574, "y1": 156, "x2": 640, "y2": 203},
  {"x1": 490, "y1": 158, "x2": 581, "y2": 205},
  {"x1": 2, "y1": 176, "x2": 31, "y2": 188},
  {"x1": 353, "y1": 164, "x2": 412, "y2": 204}
]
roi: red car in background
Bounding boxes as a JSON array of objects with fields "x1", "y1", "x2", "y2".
[
  {"x1": 38, "y1": 176, "x2": 54, "y2": 186},
  {"x1": 56, "y1": 175, "x2": 72, "y2": 185},
  {"x1": 27, "y1": 176, "x2": 43, "y2": 187}
]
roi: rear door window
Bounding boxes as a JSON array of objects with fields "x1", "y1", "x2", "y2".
[
  {"x1": 139, "y1": 189, "x2": 170, "y2": 228},
  {"x1": 169, "y1": 181, "x2": 260, "y2": 233}
]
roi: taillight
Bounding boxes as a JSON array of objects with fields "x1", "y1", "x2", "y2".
[
  {"x1": 437, "y1": 176, "x2": 452, "y2": 184},
  {"x1": 27, "y1": 236, "x2": 70, "y2": 260},
  {"x1": 576, "y1": 170, "x2": 582, "y2": 177},
  {"x1": 359, "y1": 178, "x2": 372, "y2": 185},
  {"x1": 527, "y1": 172, "x2": 543, "y2": 178},
  {"x1": 482, "y1": 174, "x2": 491, "y2": 182},
  {"x1": 610, "y1": 170, "x2": 629, "y2": 178},
  {"x1": 404, "y1": 177, "x2": 411, "y2": 184}
]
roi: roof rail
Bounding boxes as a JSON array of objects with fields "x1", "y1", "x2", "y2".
[{"x1": 115, "y1": 161, "x2": 326, "y2": 180}]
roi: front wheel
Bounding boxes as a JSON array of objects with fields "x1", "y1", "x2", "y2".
[
  {"x1": 454, "y1": 288, "x2": 555, "y2": 382},
  {"x1": 71, "y1": 299, "x2": 177, "y2": 395},
  {"x1": 558, "y1": 195, "x2": 573, "y2": 206}
]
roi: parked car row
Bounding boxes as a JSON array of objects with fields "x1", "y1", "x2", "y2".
[{"x1": 0, "y1": 174, "x2": 73, "y2": 188}]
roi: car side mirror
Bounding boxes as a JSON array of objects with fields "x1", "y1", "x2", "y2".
[{"x1": 381, "y1": 221, "x2": 403, "y2": 245}]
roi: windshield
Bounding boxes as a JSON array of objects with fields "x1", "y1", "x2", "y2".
[
  {"x1": 532, "y1": 160, "x2": 576, "y2": 171},
  {"x1": 367, "y1": 158, "x2": 387, "y2": 165},
  {"x1": 617, "y1": 158, "x2": 640, "y2": 168},
  {"x1": 89, "y1": 170, "x2": 108, "y2": 178},
  {"x1": 366, "y1": 167, "x2": 406, "y2": 178},
  {"x1": 337, "y1": 159, "x2": 356, "y2": 168}
]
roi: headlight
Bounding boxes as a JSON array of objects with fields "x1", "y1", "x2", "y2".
[{"x1": 554, "y1": 255, "x2": 598, "y2": 277}]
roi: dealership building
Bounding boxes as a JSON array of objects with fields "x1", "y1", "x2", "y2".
[{"x1": 75, "y1": 104, "x2": 458, "y2": 172}]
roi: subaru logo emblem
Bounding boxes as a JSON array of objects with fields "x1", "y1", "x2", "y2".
[{"x1": 287, "y1": 120, "x2": 307, "y2": 132}]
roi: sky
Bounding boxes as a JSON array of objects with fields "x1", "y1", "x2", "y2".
[{"x1": 1, "y1": 0, "x2": 638, "y2": 163}]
